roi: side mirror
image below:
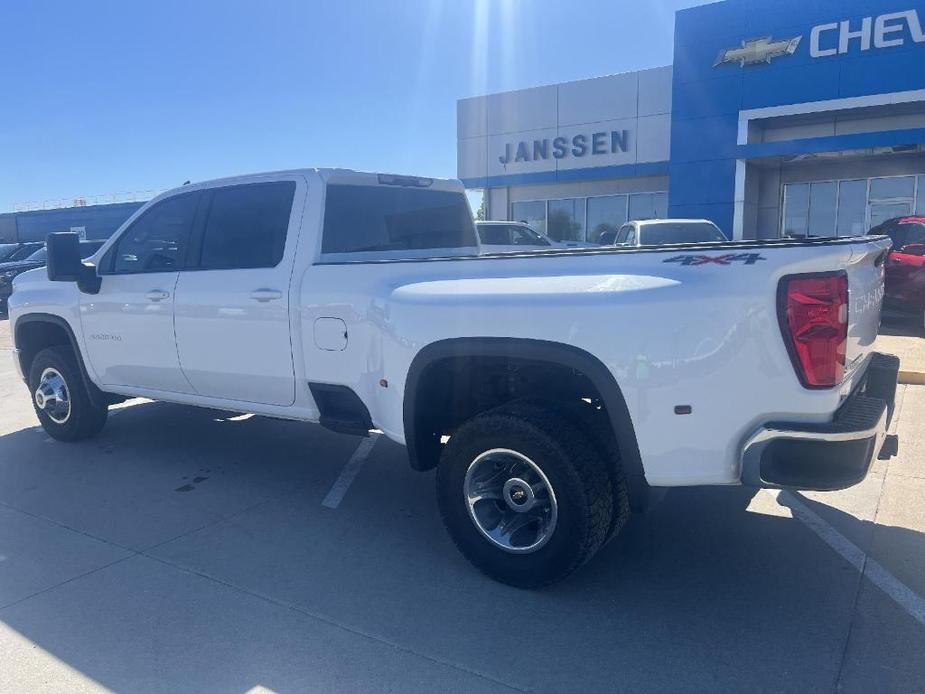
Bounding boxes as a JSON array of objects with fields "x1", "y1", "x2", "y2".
[
  {"x1": 900, "y1": 243, "x2": 925, "y2": 257},
  {"x1": 46, "y1": 232, "x2": 101, "y2": 294}
]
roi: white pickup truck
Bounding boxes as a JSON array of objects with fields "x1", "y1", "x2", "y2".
[{"x1": 7, "y1": 169, "x2": 899, "y2": 587}]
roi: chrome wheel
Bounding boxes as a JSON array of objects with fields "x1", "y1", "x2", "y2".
[
  {"x1": 34, "y1": 367, "x2": 71, "y2": 425},
  {"x1": 464, "y1": 448, "x2": 558, "y2": 554}
]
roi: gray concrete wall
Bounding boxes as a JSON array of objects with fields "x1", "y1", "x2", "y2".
[{"x1": 458, "y1": 67, "x2": 673, "y2": 182}]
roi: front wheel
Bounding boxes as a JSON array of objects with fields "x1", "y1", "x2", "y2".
[
  {"x1": 436, "y1": 403, "x2": 613, "y2": 588},
  {"x1": 29, "y1": 346, "x2": 108, "y2": 441}
]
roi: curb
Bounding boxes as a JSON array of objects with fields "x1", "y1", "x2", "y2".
[{"x1": 899, "y1": 370, "x2": 925, "y2": 386}]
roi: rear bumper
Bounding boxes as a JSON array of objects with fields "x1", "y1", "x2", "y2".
[{"x1": 741, "y1": 353, "x2": 899, "y2": 491}]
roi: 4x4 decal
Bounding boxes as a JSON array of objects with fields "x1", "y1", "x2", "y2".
[{"x1": 663, "y1": 253, "x2": 767, "y2": 266}]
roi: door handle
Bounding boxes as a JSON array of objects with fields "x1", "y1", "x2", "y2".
[
  {"x1": 145, "y1": 290, "x2": 170, "y2": 302},
  {"x1": 250, "y1": 289, "x2": 283, "y2": 302}
]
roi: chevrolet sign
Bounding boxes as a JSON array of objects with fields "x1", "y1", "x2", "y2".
[
  {"x1": 716, "y1": 9, "x2": 925, "y2": 68},
  {"x1": 714, "y1": 36, "x2": 802, "y2": 66}
]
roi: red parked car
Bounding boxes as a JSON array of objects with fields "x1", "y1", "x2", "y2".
[{"x1": 870, "y1": 216, "x2": 925, "y2": 327}]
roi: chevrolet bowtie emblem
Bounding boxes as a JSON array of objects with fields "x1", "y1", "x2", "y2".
[{"x1": 714, "y1": 36, "x2": 802, "y2": 67}]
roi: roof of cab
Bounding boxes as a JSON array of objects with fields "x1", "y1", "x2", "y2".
[
  {"x1": 160, "y1": 168, "x2": 465, "y2": 197},
  {"x1": 634, "y1": 218, "x2": 716, "y2": 226}
]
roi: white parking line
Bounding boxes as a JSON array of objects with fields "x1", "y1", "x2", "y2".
[
  {"x1": 322, "y1": 433, "x2": 381, "y2": 509},
  {"x1": 769, "y1": 489, "x2": 925, "y2": 628}
]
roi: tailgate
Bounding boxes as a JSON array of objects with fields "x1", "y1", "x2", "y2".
[{"x1": 844, "y1": 236, "x2": 892, "y2": 380}]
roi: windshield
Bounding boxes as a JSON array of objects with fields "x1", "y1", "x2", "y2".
[
  {"x1": 639, "y1": 223, "x2": 727, "y2": 245},
  {"x1": 8, "y1": 244, "x2": 41, "y2": 261},
  {"x1": 886, "y1": 222, "x2": 925, "y2": 251},
  {"x1": 26, "y1": 248, "x2": 47, "y2": 263},
  {"x1": 0, "y1": 243, "x2": 16, "y2": 260}
]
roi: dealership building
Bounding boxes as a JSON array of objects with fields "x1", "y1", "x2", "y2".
[
  {"x1": 458, "y1": 0, "x2": 925, "y2": 243},
  {"x1": 0, "y1": 202, "x2": 145, "y2": 244}
]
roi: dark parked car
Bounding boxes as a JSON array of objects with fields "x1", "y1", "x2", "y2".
[
  {"x1": 0, "y1": 242, "x2": 44, "y2": 263},
  {"x1": 869, "y1": 216, "x2": 925, "y2": 328},
  {"x1": 0, "y1": 240, "x2": 103, "y2": 313}
]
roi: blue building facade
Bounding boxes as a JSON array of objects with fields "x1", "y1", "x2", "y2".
[
  {"x1": 0, "y1": 202, "x2": 144, "y2": 244},
  {"x1": 459, "y1": 0, "x2": 925, "y2": 242},
  {"x1": 670, "y1": 0, "x2": 925, "y2": 237}
]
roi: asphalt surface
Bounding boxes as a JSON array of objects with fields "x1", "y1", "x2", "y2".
[{"x1": 1, "y1": 317, "x2": 924, "y2": 693}]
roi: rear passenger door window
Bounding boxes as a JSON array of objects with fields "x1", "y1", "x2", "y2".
[{"x1": 196, "y1": 182, "x2": 296, "y2": 270}]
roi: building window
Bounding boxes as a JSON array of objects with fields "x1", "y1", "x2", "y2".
[
  {"x1": 783, "y1": 175, "x2": 925, "y2": 237},
  {"x1": 511, "y1": 200, "x2": 547, "y2": 237},
  {"x1": 547, "y1": 198, "x2": 585, "y2": 242},
  {"x1": 783, "y1": 183, "x2": 810, "y2": 236},
  {"x1": 511, "y1": 191, "x2": 668, "y2": 243},
  {"x1": 870, "y1": 176, "x2": 916, "y2": 201},
  {"x1": 587, "y1": 195, "x2": 628, "y2": 244},
  {"x1": 807, "y1": 182, "x2": 837, "y2": 237},
  {"x1": 836, "y1": 180, "x2": 867, "y2": 237},
  {"x1": 629, "y1": 192, "x2": 668, "y2": 221}
]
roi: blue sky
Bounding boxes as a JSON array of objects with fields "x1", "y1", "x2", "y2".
[{"x1": 0, "y1": 0, "x2": 708, "y2": 212}]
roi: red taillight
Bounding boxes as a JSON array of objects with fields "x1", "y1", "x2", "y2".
[{"x1": 779, "y1": 273, "x2": 848, "y2": 389}]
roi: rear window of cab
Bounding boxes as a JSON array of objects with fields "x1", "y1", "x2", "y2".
[{"x1": 321, "y1": 185, "x2": 478, "y2": 258}]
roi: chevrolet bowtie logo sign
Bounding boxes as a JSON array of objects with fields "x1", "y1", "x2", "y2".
[{"x1": 714, "y1": 36, "x2": 802, "y2": 67}]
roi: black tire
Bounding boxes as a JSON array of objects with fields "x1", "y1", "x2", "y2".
[
  {"x1": 555, "y1": 400, "x2": 631, "y2": 546},
  {"x1": 436, "y1": 402, "x2": 613, "y2": 588},
  {"x1": 29, "y1": 346, "x2": 108, "y2": 441}
]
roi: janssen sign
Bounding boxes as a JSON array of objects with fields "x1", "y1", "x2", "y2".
[
  {"x1": 715, "y1": 9, "x2": 925, "y2": 67},
  {"x1": 499, "y1": 130, "x2": 630, "y2": 165}
]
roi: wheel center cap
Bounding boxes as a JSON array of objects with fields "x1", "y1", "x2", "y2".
[
  {"x1": 35, "y1": 391, "x2": 46, "y2": 408},
  {"x1": 502, "y1": 477, "x2": 536, "y2": 512}
]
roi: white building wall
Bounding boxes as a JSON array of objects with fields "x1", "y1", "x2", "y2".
[{"x1": 457, "y1": 66, "x2": 673, "y2": 182}]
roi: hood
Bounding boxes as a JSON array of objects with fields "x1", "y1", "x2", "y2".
[{"x1": 0, "y1": 259, "x2": 44, "y2": 272}]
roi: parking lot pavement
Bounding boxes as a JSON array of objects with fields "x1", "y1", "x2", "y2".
[{"x1": 2, "y1": 317, "x2": 925, "y2": 693}]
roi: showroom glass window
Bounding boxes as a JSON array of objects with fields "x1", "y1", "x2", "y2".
[
  {"x1": 511, "y1": 192, "x2": 667, "y2": 243},
  {"x1": 199, "y1": 182, "x2": 295, "y2": 270},
  {"x1": 108, "y1": 192, "x2": 200, "y2": 273},
  {"x1": 808, "y1": 182, "x2": 837, "y2": 236},
  {"x1": 511, "y1": 201, "x2": 547, "y2": 237},
  {"x1": 783, "y1": 182, "x2": 838, "y2": 237},
  {"x1": 629, "y1": 192, "x2": 668, "y2": 221},
  {"x1": 785, "y1": 176, "x2": 925, "y2": 237},
  {"x1": 547, "y1": 199, "x2": 585, "y2": 242},
  {"x1": 836, "y1": 180, "x2": 867, "y2": 236},
  {"x1": 783, "y1": 184, "x2": 811, "y2": 236},
  {"x1": 870, "y1": 176, "x2": 915, "y2": 201},
  {"x1": 587, "y1": 195, "x2": 628, "y2": 244}
]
